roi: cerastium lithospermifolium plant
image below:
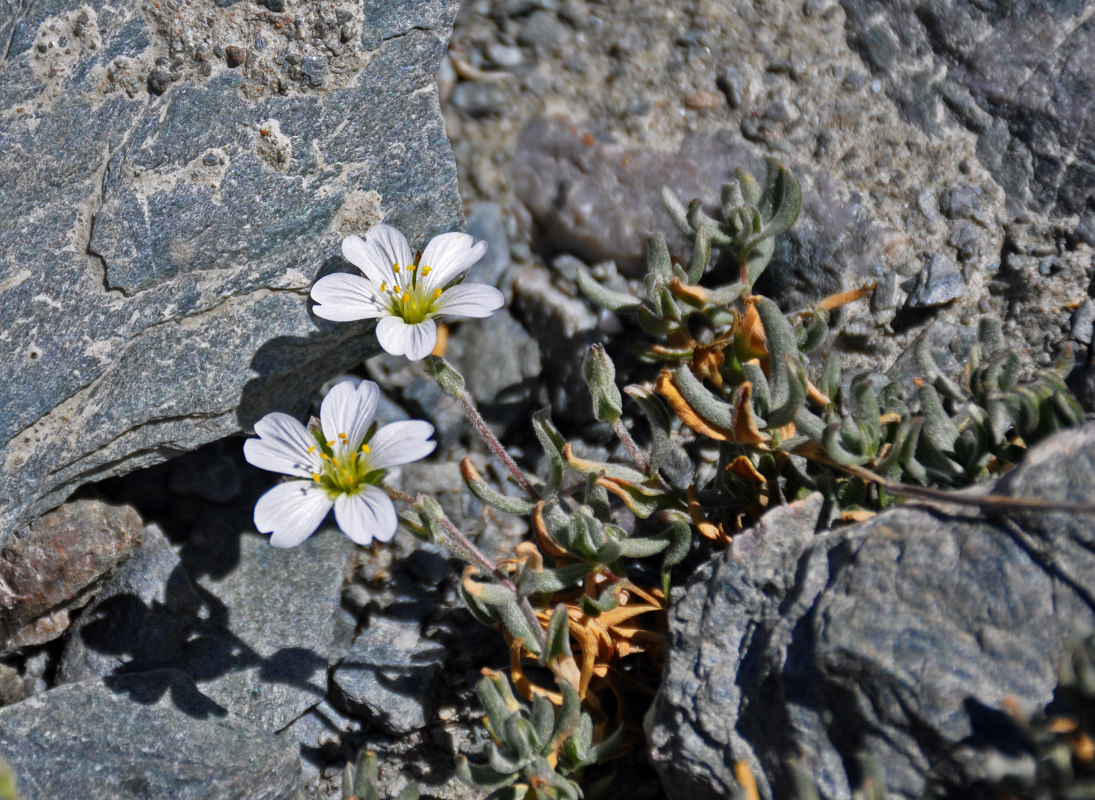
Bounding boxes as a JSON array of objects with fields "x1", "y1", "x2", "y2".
[{"x1": 250, "y1": 158, "x2": 1089, "y2": 799}]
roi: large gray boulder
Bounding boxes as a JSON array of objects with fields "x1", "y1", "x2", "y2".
[
  {"x1": 648, "y1": 425, "x2": 1095, "y2": 799},
  {"x1": 0, "y1": 0, "x2": 462, "y2": 546},
  {"x1": 0, "y1": 669, "x2": 302, "y2": 799}
]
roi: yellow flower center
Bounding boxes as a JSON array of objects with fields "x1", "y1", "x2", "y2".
[
  {"x1": 310, "y1": 436, "x2": 385, "y2": 497},
  {"x1": 384, "y1": 262, "x2": 439, "y2": 324}
]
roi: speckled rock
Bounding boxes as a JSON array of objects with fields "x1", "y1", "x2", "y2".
[
  {"x1": 648, "y1": 425, "x2": 1095, "y2": 800},
  {"x1": 0, "y1": 499, "x2": 143, "y2": 654},
  {"x1": 0, "y1": 0, "x2": 463, "y2": 547},
  {"x1": 512, "y1": 117, "x2": 893, "y2": 311},
  {"x1": 0, "y1": 670, "x2": 301, "y2": 800},
  {"x1": 840, "y1": 0, "x2": 1095, "y2": 242}
]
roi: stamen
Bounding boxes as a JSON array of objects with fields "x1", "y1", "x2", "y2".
[
  {"x1": 312, "y1": 472, "x2": 321, "y2": 482},
  {"x1": 408, "y1": 265, "x2": 416, "y2": 272},
  {"x1": 361, "y1": 443, "x2": 370, "y2": 453},
  {"x1": 402, "y1": 292, "x2": 411, "y2": 304},
  {"x1": 306, "y1": 445, "x2": 317, "y2": 454},
  {"x1": 380, "y1": 282, "x2": 386, "y2": 292},
  {"x1": 338, "y1": 432, "x2": 348, "y2": 441},
  {"x1": 392, "y1": 263, "x2": 401, "y2": 273},
  {"x1": 326, "y1": 441, "x2": 335, "y2": 447},
  {"x1": 432, "y1": 288, "x2": 442, "y2": 299},
  {"x1": 321, "y1": 453, "x2": 330, "y2": 461},
  {"x1": 421, "y1": 266, "x2": 431, "y2": 275}
]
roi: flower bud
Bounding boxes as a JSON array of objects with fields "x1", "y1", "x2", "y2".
[{"x1": 582, "y1": 344, "x2": 623, "y2": 424}]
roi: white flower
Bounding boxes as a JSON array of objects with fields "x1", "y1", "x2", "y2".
[
  {"x1": 310, "y1": 223, "x2": 504, "y2": 361},
  {"x1": 243, "y1": 379, "x2": 436, "y2": 548}
]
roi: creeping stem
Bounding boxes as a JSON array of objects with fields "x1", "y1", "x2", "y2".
[{"x1": 383, "y1": 483, "x2": 548, "y2": 651}]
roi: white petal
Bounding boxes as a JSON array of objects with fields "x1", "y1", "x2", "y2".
[
  {"x1": 320, "y1": 379, "x2": 379, "y2": 453},
  {"x1": 435, "y1": 283, "x2": 505, "y2": 318},
  {"x1": 245, "y1": 412, "x2": 320, "y2": 478},
  {"x1": 419, "y1": 232, "x2": 487, "y2": 289},
  {"x1": 254, "y1": 481, "x2": 333, "y2": 548},
  {"x1": 341, "y1": 234, "x2": 393, "y2": 289},
  {"x1": 375, "y1": 316, "x2": 438, "y2": 361},
  {"x1": 366, "y1": 420, "x2": 437, "y2": 469},
  {"x1": 334, "y1": 488, "x2": 398, "y2": 545},
  {"x1": 357, "y1": 224, "x2": 415, "y2": 287},
  {"x1": 311, "y1": 273, "x2": 385, "y2": 321}
]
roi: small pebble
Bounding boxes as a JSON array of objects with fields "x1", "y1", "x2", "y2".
[
  {"x1": 684, "y1": 90, "x2": 726, "y2": 109},
  {"x1": 146, "y1": 68, "x2": 171, "y2": 95},
  {"x1": 300, "y1": 54, "x2": 328, "y2": 88},
  {"x1": 451, "y1": 81, "x2": 507, "y2": 116},
  {"x1": 225, "y1": 45, "x2": 247, "y2": 68}
]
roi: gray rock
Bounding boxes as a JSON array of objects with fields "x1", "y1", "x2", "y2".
[
  {"x1": 0, "y1": 670, "x2": 301, "y2": 799},
  {"x1": 56, "y1": 524, "x2": 201, "y2": 684},
  {"x1": 465, "y1": 202, "x2": 515, "y2": 296},
  {"x1": 450, "y1": 80, "x2": 508, "y2": 115},
  {"x1": 648, "y1": 426, "x2": 1095, "y2": 799},
  {"x1": 512, "y1": 263, "x2": 600, "y2": 422},
  {"x1": 180, "y1": 524, "x2": 356, "y2": 731},
  {"x1": 445, "y1": 310, "x2": 542, "y2": 406},
  {"x1": 278, "y1": 699, "x2": 361, "y2": 786},
  {"x1": 902, "y1": 253, "x2": 965, "y2": 310},
  {"x1": 0, "y1": 0, "x2": 462, "y2": 547},
  {"x1": 839, "y1": 0, "x2": 1095, "y2": 243},
  {"x1": 0, "y1": 499, "x2": 142, "y2": 654},
  {"x1": 517, "y1": 10, "x2": 570, "y2": 53},
  {"x1": 512, "y1": 117, "x2": 892, "y2": 311},
  {"x1": 330, "y1": 611, "x2": 447, "y2": 735}
]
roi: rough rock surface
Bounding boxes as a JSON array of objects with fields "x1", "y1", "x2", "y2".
[
  {"x1": 0, "y1": 498, "x2": 142, "y2": 654},
  {"x1": 647, "y1": 426, "x2": 1095, "y2": 800},
  {"x1": 56, "y1": 523, "x2": 201, "y2": 683},
  {"x1": 330, "y1": 608, "x2": 448, "y2": 736},
  {"x1": 0, "y1": 0, "x2": 463, "y2": 545},
  {"x1": 840, "y1": 0, "x2": 1095, "y2": 240},
  {"x1": 0, "y1": 670, "x2": 301, "y2": 800},
  {"x1": 512, "y1": 116, "x2": 891, "y2": 312}
]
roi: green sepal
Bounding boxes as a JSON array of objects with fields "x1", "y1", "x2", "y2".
[
  {"x1": 424, "y1": 354, "x2": 467, "y2": 399},
  {"x1": 583, "y1": 344, "x2": 624, "y2": 424}
]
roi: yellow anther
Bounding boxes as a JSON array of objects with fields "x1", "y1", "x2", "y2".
[
  {"x1": 402, "y1": 292, "x2": 411, "y2": 304},
  {"x1": 320, "y1": 453, "x2": 330, "y2": 461},
  {"x1": 361, "y1": 443, "x2": 371, "y2": 454},
  {"x1": 432, "y1": 288, "x2": 442, "y2": 299},
  {"x1": 408, "y1": 265, "x2": 416, "y2": 272},
  {"x1": 306, "y1": 445, "x2": 316, "y2": 454},
  {"x1": 392, "y1": 263, "x2": 401, "y2": 273},
  {"x1": 338, "y1": 432, "x2": 348, "y2": 441},
  {"x1": 380, "y1": 282, "x2": 387, "y2": 292},
  {"x1": 326, "y1": 441, "x2": 335, "y2": 447},
  {"x1": 421, "y1": 266, "x2": 431, "y2": 275},
  {"x1": 312, "y1": 472, "x2": 322, "y2": 482},
  {"x1": 393, "y1": 284, "x2": 401, "y2": 294}
]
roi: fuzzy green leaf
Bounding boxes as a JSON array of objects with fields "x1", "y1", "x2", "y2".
[{"x1": 576, "y1": 267, "x2": 641, "y2": 314}]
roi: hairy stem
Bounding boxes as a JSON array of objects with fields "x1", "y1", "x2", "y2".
[
  {"x1": 612, "y1": 419, "x2": 650, "y2": 475},
  {"x1": 457, "y1": 390, "x2": 541, "y2": 501},
  {"x1": 384, "y1": 483, "x2": 547, "y2": 651}
]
